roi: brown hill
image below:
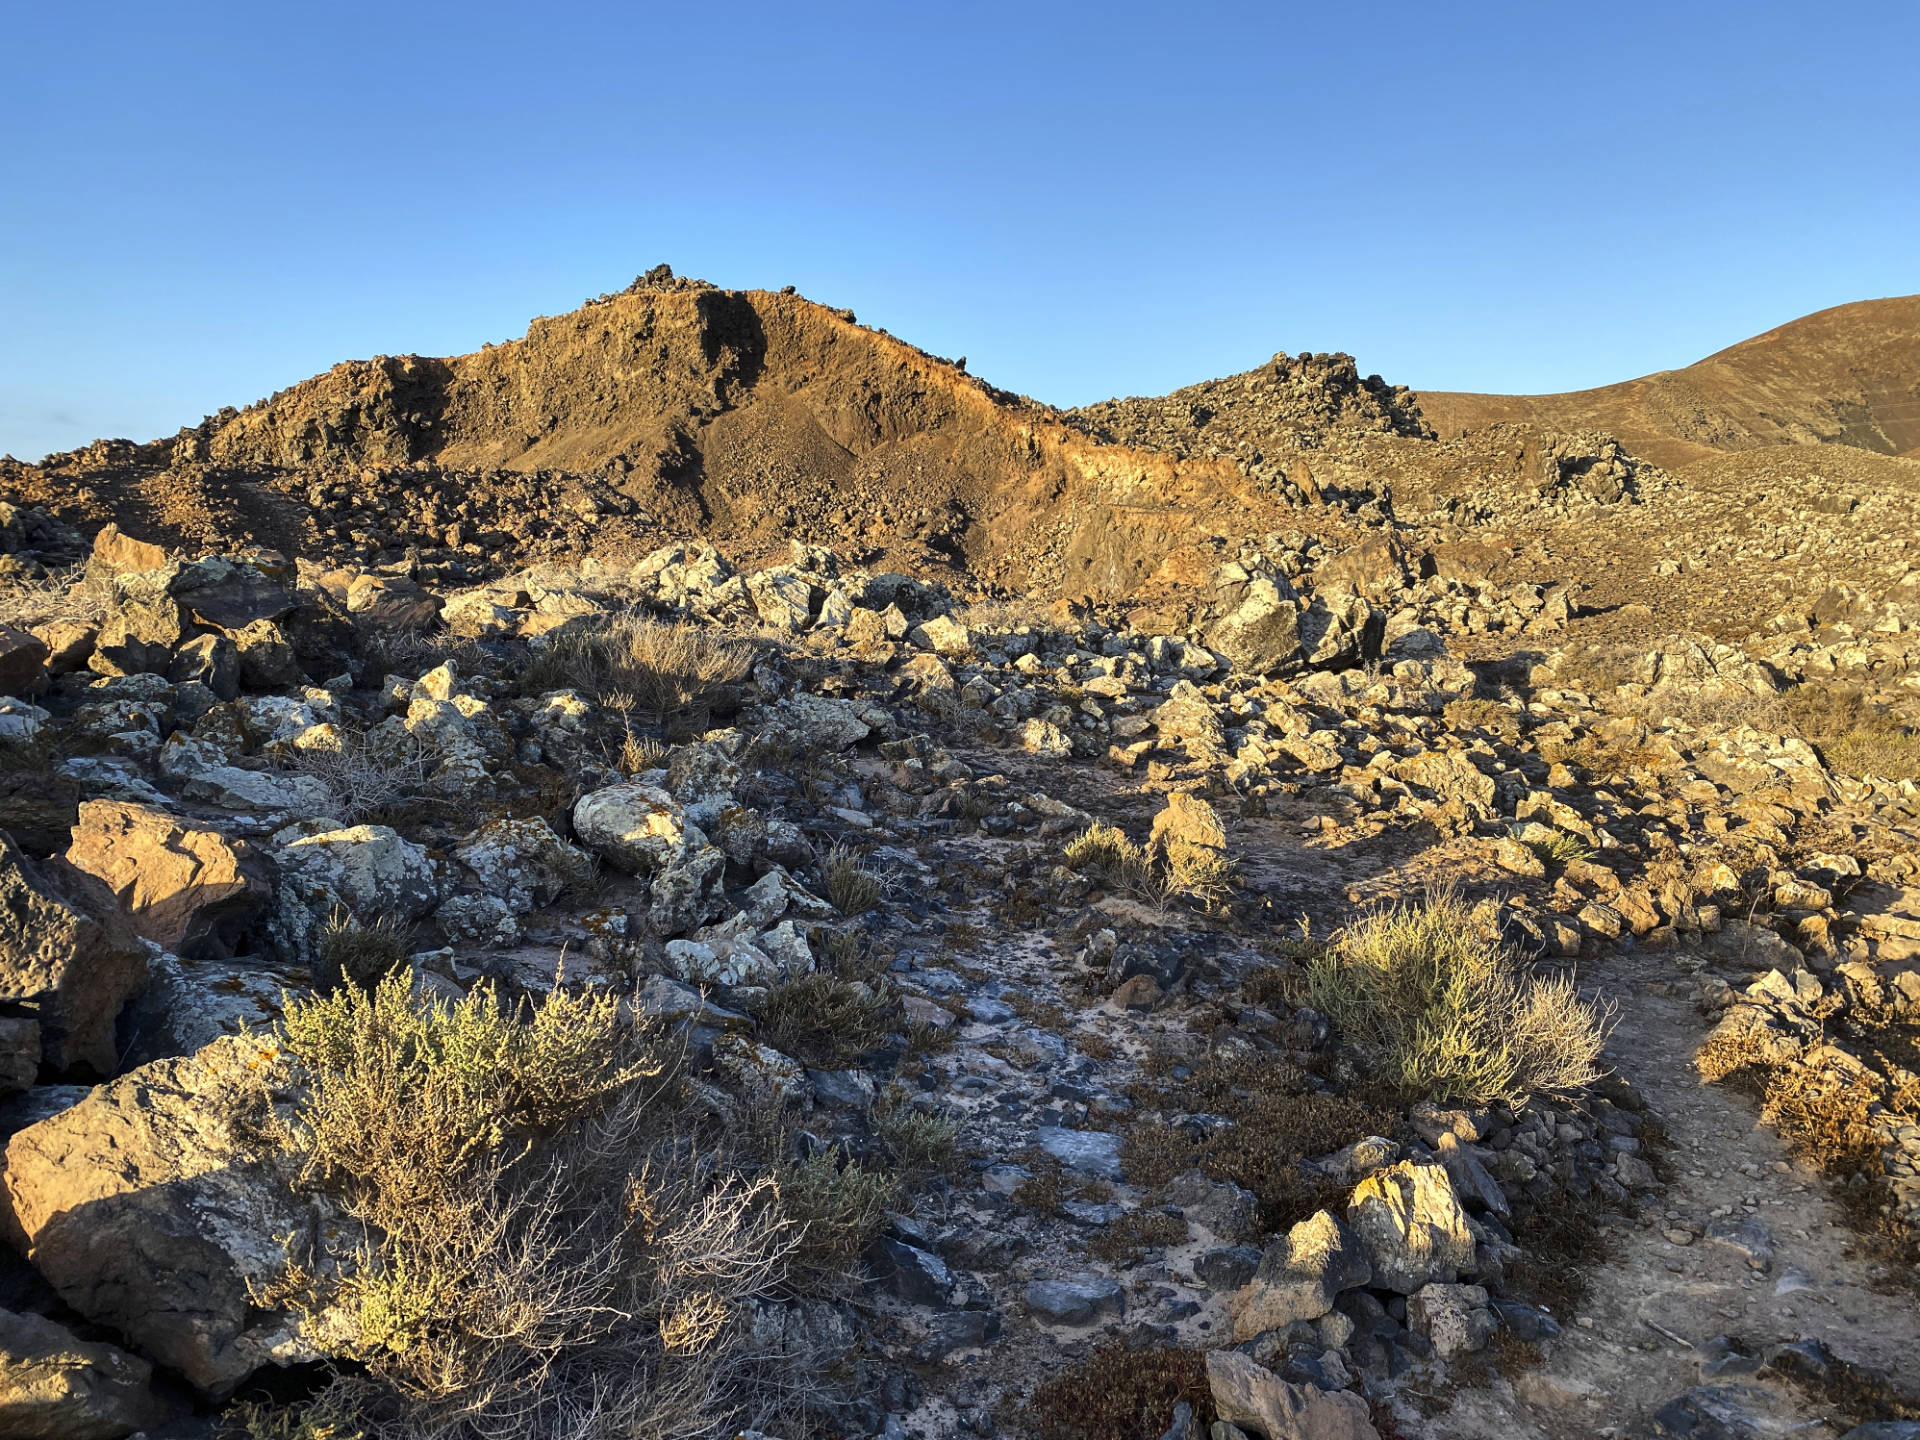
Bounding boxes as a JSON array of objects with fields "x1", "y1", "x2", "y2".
[
  {"x1": 7, "y1": 271, "x2": 1407, "y2": 600},
  {"x1": 1419, "y1": 295, "x2": 1920, "y2": 469}
]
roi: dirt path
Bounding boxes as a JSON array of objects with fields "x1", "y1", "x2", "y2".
[{"x1": 1435, "y1": 950, "x2": 1920, "y2": 1438}]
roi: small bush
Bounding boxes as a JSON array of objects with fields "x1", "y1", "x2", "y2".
[
  {"x1": 1523, "y1": 830, "x2": 1592, "y2": 869},
  {"x1": 1307, "y1": 891, "x2": 1612, "y2": 1105},
  {"x1": 1086, "y1": 1209, "x2": 1189, "y2": 1265},
  {"x1": 777, "y1": 1147, "x2": 897, "y2": 1290},
  {"x1": 753, "y1": 973, "x2": 895, "y2": 1068},
  {"x1": 1023, "y1": 1343, "x2": 1215, "y2": 1440},
  {"x1": 314, "y1": 910, "x2": 408, "y2": 993},
  {"x1": 0, "y1": 562, "x2": 111, "y2": 630},
  {"x1": 1442, "y1": 698, "x2": 1521, "y2": 741},
  {"x1": 872, "y1": 1087, "x2": 960, "y2": 1183},
  {"x1": 1772, "y1": 684, "x2": 1920, "y2": 782},
  {"x1": 1065, "y1": 821, "x2": 1235, "y2": 908},
  {"x1": 615, "y1": 726, "x2": 667, "y2": 776},
  {"x1": 1120, "y1": 1053, "x2": 1382, "y2": 1232},
  {"x1": 292, "y1": 730, "x2": 430, "y2": 823},
  {"x1": 261, "y1": 972, "x2": 797, "y2": 1440},
  {"x1": 821, "y1": 843, "x2": 884, "y2": 916}
]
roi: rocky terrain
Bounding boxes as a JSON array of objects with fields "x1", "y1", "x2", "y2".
[{"x1": 1, "y1": 280, "x2": 1918, "y2": 1440}]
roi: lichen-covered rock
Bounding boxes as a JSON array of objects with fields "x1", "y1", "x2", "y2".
[
  {"x1": 451, "y1": 817, "x2": 593, "y2": 913},
  {"x1": 0, "y1": 836, "x2": 147, "y2": 1075},
  {"x1": 64, "y1": 801, "x2": 271, "y2": 961},
  {"x1": 269, "y1": 822, "x2": 442, "y2": 965},
  {"x1": 1346, "y1": 1160, "x2": 1478, "y2": 1294},
  {"x1": 0, "y1": 1035, "x2": 345, "y2": 1396},
  {"x1": 710, "y1": 1034, "x2": 810, "y2": 1107},
  {"x1": 571, "y1": 783, "x2": 726, "y2": 935},
  {"x1": 1408, "y1": 1282, "x2": 1496, "y2": 1358}
]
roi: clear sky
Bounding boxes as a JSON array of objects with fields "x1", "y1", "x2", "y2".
[{"x1": 4, "y1": 1, "x2": 1916, "y2": 460}]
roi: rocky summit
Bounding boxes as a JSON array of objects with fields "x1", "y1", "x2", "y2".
[{"x1": 1, "y1": 275, "x2": 1919, "y2": 1440}]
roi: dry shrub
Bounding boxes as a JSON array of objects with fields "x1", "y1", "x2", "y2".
[
  {"x1": 1086, "y1": 1209, "x2": 1189, "y2": 1265},
  {"x1": 753, "y1": 973, "x2": 895, "y2": 1069},
  {"x1": 263, "y1": 972, "x2": 797, "y2": 1440},
  {"x1": 1770, "y1": 684, "x2": 1920, "y2": 782},
  {"x1": 1065, "y1": 819, "x2": 1237, "y2": 909},
  {"x1": 1549, "y1": 640, "x2": 1639, "y2": 695},
  {"x1": 1121, "y1": 1053, "x2": 1383, "y2": 1232},
  {"x1": 524, "y1": 615, "x2": 751, "y2": 721},
  {"x1": 314, "y1": 909, "x2": 408, "y2": 993},
  {"x1": 292, "y1": 729, "x2": 430, "y2": 822},
  {"x1": 1442, "y1": 698, "x2": 1521, "y2": 741},
  {"x1": 1022, "y1": 1343, "x2": 1216, "y2": 1440},
  {"x1": 821, "y1": 843, "x2": 884, "y2": 916},
  {"x1": 1307, "y1": 891, "x2": 1612, "y2": 1105},
  {"x1": 0, "y1": 562, "x2": 110, "y2": 630}
]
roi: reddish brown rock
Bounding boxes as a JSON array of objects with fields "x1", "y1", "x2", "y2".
[
  {"x1": 65, "y1": 801, "x2": 270, "y2": 962},
  {"x1": 0, "y1": 836, "x2": 147, "y2": 1075},
  {"x1": 0, "y1": 626, "x2": 49, "y2": 695}
]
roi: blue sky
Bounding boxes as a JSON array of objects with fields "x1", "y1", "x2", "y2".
[{"x1": 4, "y1": 1, "x2": 1916, "y2": 460}]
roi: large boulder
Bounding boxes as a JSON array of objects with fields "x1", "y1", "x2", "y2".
[
  {"x1": 1231, "y1": 1209, "x2": 1372, "y2": 1340},
  {"x1": 0, "y1": 1036, "x2": 341, "y2": 1396},
  {"x1": 1206, "y1": 1349, "x2": 1378, "y2": 1440},
  {"x1": 1346, "y1": 1160, "x2": 1477, "y2": 1294},
  {"x1": 451, "y1": 817, "x2": 593, "y2": 913},
  {"x1": 269, "y1": 822, "x2": 442, "y2": 965},
  {"x1": 0, "y1": 1305, "x2": 170, "y2": 1440},
  {"x1": 1207, "y1": 577, "x2": 1303, "y2": 676},
  {"x1": 0, "y1": 836, "x2": 147, "y2": 1075},
  {"x1": 64, "y1": 801, "x2": 271, "y2": 961},
  {"x1": 571, "y1": 784, "x2": 725, "y2": 936}
]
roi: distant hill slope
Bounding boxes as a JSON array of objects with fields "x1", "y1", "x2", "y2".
[{"x1": 1418, "y1": 295, "x2": 1920, "y2": 469}]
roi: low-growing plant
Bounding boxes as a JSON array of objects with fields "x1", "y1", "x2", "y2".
[
  {"x1": 1022, "y1": 1343, "x2": 1216, "y2": 1440},
  {"x1": 313, "y1": 909, "x2": 408, "y2": 993},
  {"x1": 753, "y1": 972, "x2": 895, "y2": 1068},
  {"x1": 1120, "y1": 1052, "x2": 1381, "y2": 1233},
  {"x1": 258, "y1": 972, "x2": 799, "y2": 1440},
  {"x1": 1307, "y1": 891, "x2": 1613, "y2": 1105},
  {"x1": 1442, "y1": 698, "x2": 1521, "y2": 741},
  {"x1": 872, "y1": 1087, "x2": 961, "y2": 1182},
  {"x1": 1085, "y1": 1209, "x2": 1189, "y2": 1265},
  {"x1": 1522, "y1": 830, "x2": 1593, "y2": 869},
  {"x1": 291, "y1": 729, "x2": 430, "y2": 823},
  {"x1": 776, "y1": 1147, "x2": 898, "y2": 1291},
  {"x1": 821, "y1": 842, "x2": 884, "y2": 916}
]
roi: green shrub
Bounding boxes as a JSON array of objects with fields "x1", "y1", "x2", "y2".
[
  {"x1": 753, "y1": 972, "x2": 896, "y2": 1068},
  {"x1": 1307, "y1": 891, "x2": 1611, "y2": 1105},
  {"x1": 776, "y1": 1148, "x2": 898, "y2": 1290}
]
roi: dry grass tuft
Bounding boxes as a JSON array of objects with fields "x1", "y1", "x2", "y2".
[
  {"x1": 0, "y1": 562, "x2": 111, "y2": 630},
  {"x1": 523, "y1": 615, "x2": 752, "y2": 722},
  {"x1": 1063, "y1": 822, "x2": 1233, "y2": 906},
  {"x1": 1307, "y1": 891, "x2": 1612, "y2": 1105},
  {"x1": 821, "y1": 843, "x2": 884, "y2": 916}
]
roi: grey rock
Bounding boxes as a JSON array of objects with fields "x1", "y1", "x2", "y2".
[
  {"x1": 1036, "y1": 1124, "x2": 1123, "y2": 1180},
  {"x1": 1346, "y1": 1160, "x2": 1476, "y2": 1294},
  {"x1": 1169, "y1": 1169, "x2": 1261, "y2": 1243},
  {"x1": 912, "y1": 1308, "x2": 1000, "y2": 1361},
  {"x1": 1195, "y1": 1245, "x2": 1264, "y2": 1291},
  {"x1": 807, "y1": 1068, "x2": 878, "y2": 1111},
  {"x1": 875, "y1": 1237, "x2": 951, "y2": 1307},
  {"x1": 1645, "y1": 1385, "x2": 1768, "y2": 1439},
  {"x1": 1023, "y1": 1277, "x2": 1125, "y2": 1326}
]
